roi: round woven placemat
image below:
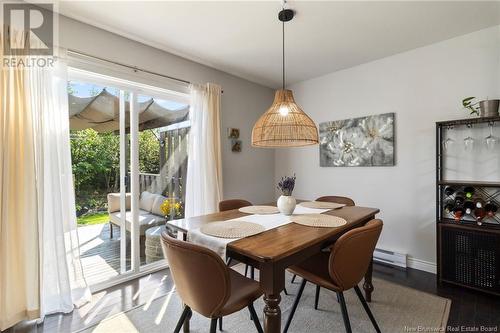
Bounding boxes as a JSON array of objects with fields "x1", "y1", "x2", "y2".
[
  {"x1": 299, "y1": 201, "x2": 346, "y2": 210},
  {"x1": 239, "y1": 205, "x2": 279, "y2": 215},
  {"x1": 291, "y1": 214, "x2": 347, "y2": 228},
  {"x1": 200, "y1": 221, "x2": 265, "y2": 238}
]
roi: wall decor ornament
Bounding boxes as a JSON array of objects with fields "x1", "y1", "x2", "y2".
[
  {"x1": 319, "y1": 112, "x2": 395, "y2": 167},
  {"x1": 231, "y1": 139, "x2": 242, "y2": 152},
  {"x1": 227, "y1": 128, "x2": 242, "y2": 152},
  {"x1": 228, "y1": 128, "x2": 240, "y2": 139}
]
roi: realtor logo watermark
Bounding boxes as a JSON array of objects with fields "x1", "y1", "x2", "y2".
[{"x1": 2, "y1": 2, "x2": 55, "y2": 67}]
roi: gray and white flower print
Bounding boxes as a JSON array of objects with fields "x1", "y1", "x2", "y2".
[{"x1": 319, "y1": 113, "x2": 395, "y2": 167}]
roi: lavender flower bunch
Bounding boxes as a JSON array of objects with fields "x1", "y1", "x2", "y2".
[{"x1": 277, "y1": 174, "x2": 296, "y2": 196}]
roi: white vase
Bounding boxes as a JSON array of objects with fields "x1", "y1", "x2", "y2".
[{"x1": 277, "y1": 195, "x2": 296, "y2": 215}]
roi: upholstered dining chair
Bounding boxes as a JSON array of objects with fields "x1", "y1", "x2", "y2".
[
  {"x1": 219, "y1": 199, "x2": 255, "y2": 279},
  {"x1": 219, "y1": 199, "x2": 252, "y2": 212},
  {"x1": 161, "y1": 233, "x2": 264, "y2": 333},
  {"x1": 284, "y1": 219, "x2": 383, "y2": 333},
  {"x1": 290, "y1": 195, "x2": 356, "y2": 309},
  {"x1": 316, "y1": 195, "x2": 356, "y2": 207}
]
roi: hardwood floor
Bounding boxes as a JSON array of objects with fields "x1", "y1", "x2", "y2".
[
  {"x1": 373, "y1": 264, "x2": 500, "y2": 330},
  {"x1": 4, "y1": 268, "x2": 175, "y2": 333},
  {"x1": 4, "y1": 263, "x2": 500, "y2": 333},
  {"x1": 78, "y1": 223, "x2": 150, "y2": 286}
]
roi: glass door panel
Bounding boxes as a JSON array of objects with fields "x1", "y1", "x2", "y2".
[
  {"x1": 69, "y1": 80, "x2": 131, "y2": 285},
  {"x1": 136, "y1": 94, "x2": 189, "y2": 267},
  {"x1": 69, "y1": 67, "x2": 190, "y2": 288}
]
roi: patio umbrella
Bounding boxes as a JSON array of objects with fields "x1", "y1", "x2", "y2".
[{"x1": 69, "y1": 89, "x2": 189, "y2": 133}]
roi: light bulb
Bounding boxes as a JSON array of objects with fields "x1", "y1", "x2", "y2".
[{"x1": 279, "y1": 105, "x2": 290, "y2": 116}]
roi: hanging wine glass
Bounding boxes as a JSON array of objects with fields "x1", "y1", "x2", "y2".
[
  {"x1": 484, "y1": 121, "x2": 498, "y2": 150},
  {"x1": 463, "y1": 124, "x2": 475, "y2": 151},
  {"x1": 443, "y1": 125, "x2": 455, "y2": 151}
]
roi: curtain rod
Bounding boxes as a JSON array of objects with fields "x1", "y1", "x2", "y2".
[
  {"x1": 67, "y1": 49, "x2": 223, "y2": 93},
  {"x1": 68, "y1": 49, "x2": 196, "y2": 86}
]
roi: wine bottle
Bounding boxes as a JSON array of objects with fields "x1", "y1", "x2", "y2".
[
  {"x1": 463, "y1": 186, "x2": 475, "y2": 199},
  {"x1": 474, "y1": 198, "x2": 486, "y2": 209},
  {"x1": 443, "y1": 199, "x2": 455, "y2": 214},
  {"x1": 474, "y1": 206, "x2": 486, "y2": 225},
  {"x1": 452, "y1": 206, "x2": 464, "y2": 221},
  {"x1": 444, "y1": 186, "x2": 455, "y2": 196},
  {"x1": 464, "y1": 200, "x2": 475, "y2": 215},
  {"x1": 454, "y1": 192, "x2": 465, "y2": 206},
  {"x1": 485, "y1": 202, "x2": 498, "y2": 217}
]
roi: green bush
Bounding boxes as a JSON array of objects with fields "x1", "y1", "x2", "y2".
[{"x1": 71, "y1": 128, "x2": 160, "y2": 215}]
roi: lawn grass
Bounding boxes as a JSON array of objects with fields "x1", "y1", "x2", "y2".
[{"x1": 77, "y1": 212, "x2": 109, "y2": 226}]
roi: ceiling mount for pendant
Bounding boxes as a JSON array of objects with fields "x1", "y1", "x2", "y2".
[{"x1": 278, "y1": 9, "x2": 294, "y2": 22}]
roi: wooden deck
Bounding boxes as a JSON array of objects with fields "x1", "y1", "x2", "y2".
[{"x1": 77, "y1": 223, "x2": 147, "y2": 286}]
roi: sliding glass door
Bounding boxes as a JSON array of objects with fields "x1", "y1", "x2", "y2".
[
  {"x1": 136, "y1": 93, "x2": 189, "y2": 268},
  {"x1": 68, "y1": 79, "x2": 131, "y2": 286},
  {"x1": 68, "y1": 68, "x2": 189, "y2": 289}
]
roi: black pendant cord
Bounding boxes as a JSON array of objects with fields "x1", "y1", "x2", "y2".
[
  {"x1": 278, "y1": 7, "x2": 293, "y2": 91},
  {"x1": 282, "y1": 15, "x2": 285, "y2": 90}
]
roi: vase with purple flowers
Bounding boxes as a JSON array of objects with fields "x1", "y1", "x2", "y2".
[{"x1": 277, "y1": 174, "x2": 296, "y2": 215}]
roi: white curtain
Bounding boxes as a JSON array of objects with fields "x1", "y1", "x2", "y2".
[
  {"x1": 0, "y1": 33, "x2": 90, "y2": 329},
  {"x1": 0, "y1": 29, "x2": 41, "y2": 331},
  {"x1": 185, "y1": 83, "x2": 223, "y2": 218},
  {"x1": 28, "y1": 50, "x2": 91, "y2": 317}
]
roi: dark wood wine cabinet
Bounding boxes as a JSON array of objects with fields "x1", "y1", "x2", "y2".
[{"x1": 436, "y1": 116, "x2": 500, "y2": 296}]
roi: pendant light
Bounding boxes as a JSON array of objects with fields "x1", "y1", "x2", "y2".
[{"x1": 252, "y1": 5, "x2": 319, "y2": 147}]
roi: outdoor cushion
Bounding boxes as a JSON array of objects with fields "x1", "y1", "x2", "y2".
[
  {"x1": 151, "y1": 194, "x2": 168, "y2": 216},
  {"x1": 139, "y1": 191, "x2": 156, "y2": 212},
  {"x1": 107, "y1": 193, "x2": 131, "y2": 213},
  {"x1": 109, "y1": 210, "x2": 165, "y2": 235}
]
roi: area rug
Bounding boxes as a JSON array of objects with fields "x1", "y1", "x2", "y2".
[{"x1": 76, "y1": 269, "x2": 450, "y2": 333}]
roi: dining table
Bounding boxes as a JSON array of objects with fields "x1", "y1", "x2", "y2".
[{"x1": 166, "y1": 201, "x2": 380, "y2": 333}]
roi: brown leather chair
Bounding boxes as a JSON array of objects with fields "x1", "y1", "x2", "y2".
[
  {"x1": 219, "y1": 199, "x2": 252, "y2": 212},
  {"x1": 290, "y1": 195, "x2": 356, "y2": 309},
  {"x1": 161, "y1": 233, "x2": 264, "y2": 333},
  {"x1": 316, "y1": 195, "x2": 355, "y2": 207},
  {"x1": 284, "y1": 219, "x2": 383, "y2": 333},
  {"x1": 219, "y1": 199, "x2": 255, "y2": 279}
]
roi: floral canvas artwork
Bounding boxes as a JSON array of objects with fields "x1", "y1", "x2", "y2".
[{"x1": 319, "y1": 113, "x2": 395, "y2": 167}]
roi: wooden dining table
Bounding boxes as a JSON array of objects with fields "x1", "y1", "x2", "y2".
[{"x1": 166, "y1": 201, "x2": 380, "y2": 333}]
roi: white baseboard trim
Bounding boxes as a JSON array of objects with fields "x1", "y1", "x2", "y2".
[
  {"x1": 407, "y1": 257, "x2": 436, "y2": 274},
  {"x1": 373, "y1": 248, "x2": 407, "y2": 268}
]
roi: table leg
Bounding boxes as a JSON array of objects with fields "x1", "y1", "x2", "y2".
[
  {"x1": 363, "y1": 257, "x2": 374, "y2": 302},
  {"x1": 260, "y1": 265, "x2": 285, "y2": 333},
  {"x1": 183, "y1": 308, "x2": 192, "y2": 333},
  {"x1": 263, "y1": 293, "x2": 281, "y2": 333},
  {"x1": 179, "y1": 232, "x2": 193, "y2": 331}
]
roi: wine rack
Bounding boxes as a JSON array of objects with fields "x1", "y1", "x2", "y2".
[
  {"x1": 436, "y1": 116, "x2": 500, "y2": 296},
  {"x1": 438, "y1": 182, "x2": 500, "y2": 227},
  {"x1": 440, "y1": 224, "x2": 500, "y2": 294}
]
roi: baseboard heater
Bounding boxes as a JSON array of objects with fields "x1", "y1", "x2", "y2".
[{"x1": 373, "y1": 248, "x2": 407, "y2": 268}]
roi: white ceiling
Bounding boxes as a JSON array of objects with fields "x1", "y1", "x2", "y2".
[{"x1": 55, "y1": 1, "x2": 500, "y2": 88}]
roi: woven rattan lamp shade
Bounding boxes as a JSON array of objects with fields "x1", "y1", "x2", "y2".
[{"x1": 252, "y1": 89, "x2": 319, "y2": 147}]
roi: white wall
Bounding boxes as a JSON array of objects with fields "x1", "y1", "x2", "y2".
[
  {"x1": 275, "y1": 26, "x2": 500, "y2": 271},
  {"x1": 59, "y1": 13, "x2": 500, "y2": 271},
  {"x1": 58, "y1": 15, "x2": 275, "y2": 204}
]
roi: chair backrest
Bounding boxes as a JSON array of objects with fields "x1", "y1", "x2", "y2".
[
  {"x1": 219, "y1": 199, "x2": 252, "y2": 212},
  {"x1": 161, "y1": 233, "x2": 230, "y2": 317},
  {"x1": 107, "y1": 193, "x2": 132, "y2": 213},
  {"x1": 316, "y1": 196, "x2": 355, "y2": 207},
  {"x1": 328, "y1": 219, "x2": 382, "y2": 291}
]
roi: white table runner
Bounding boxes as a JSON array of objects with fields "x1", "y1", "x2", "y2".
[{"x1": 188, "y1": 205, "x2": 329, "y2": 258}]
